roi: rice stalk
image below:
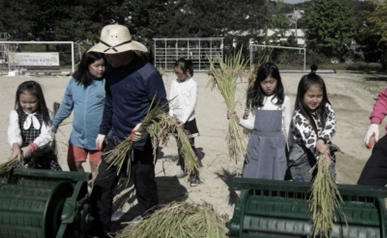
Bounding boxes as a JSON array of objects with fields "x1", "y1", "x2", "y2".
[
  {"x1": 104, "y1": 96, "x2": 168, "y2": 175},
  {"x1": 176, "y1": 126, "x2": 201, "y2": 176},
  {"x1": 117, "y1": 201, "x2": 228, "y2": 238},
  {"x1": 104, "y1": 96, "x2": 201, "y2": 184},
  {"x1": 309, "y1": 154, "x2": 347, "y2": 238},
  {"x1": 208, "y1": 48, "x2": 249, "y2": 163},
  {"x1": 0, "y1": 157, "x2": 19, "y2": 177}
]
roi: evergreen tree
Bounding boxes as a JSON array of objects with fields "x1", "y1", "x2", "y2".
[{"x1": 303, "y1": 0, "x2": 357, "y2": 62}]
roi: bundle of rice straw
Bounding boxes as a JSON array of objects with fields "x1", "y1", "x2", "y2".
[
  {"x1": 116, "y1": 201, "x2": 228, "y2": 238},
  {"x1": 208, "y1": 48, "x2": 249, "y2": 163},
  {"x1": 309, "y1": 154, "x2": 347, "y2": 237},
  {"x1": 176, "y1": 126, "x2": 201, "y2": 176},
  {"x1": 0, "y1": 157, "x2": 19, "y2": 177},
  {"x1": 104, "y1": 97, "x2": 201, "y2": 182},
  {"x1": 104, "y1": 97, "x2": 171, "y2": 175}
]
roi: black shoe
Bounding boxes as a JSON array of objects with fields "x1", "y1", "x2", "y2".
[{"x1": 189, "y1": 176, "x2": 200, "y2": 187}]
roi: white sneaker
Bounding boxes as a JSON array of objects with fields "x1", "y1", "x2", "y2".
[{"x1": 174, "y1": 170, "x2": 187, "y2": 179}]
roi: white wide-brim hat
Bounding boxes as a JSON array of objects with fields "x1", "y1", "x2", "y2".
[{"x1": 88, "y1": 24, "x2": 148, "y2": 54}]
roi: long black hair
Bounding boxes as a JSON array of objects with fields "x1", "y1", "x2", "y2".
[
  {"x1": 14, "y1": 80, "x2": 51, "y2": 126},
  {"x1": 294, "y1": 65, "x2": 331, "y2": 134},
  {"x1": 174, "y1": 58, "x2": 194, "y2": 77},
  {"x1": 73, "y1": 51, "x2": 106, "y2": 85},
  {"x1": 250, "y1": 62, "x2": 285, "y2": 108}
]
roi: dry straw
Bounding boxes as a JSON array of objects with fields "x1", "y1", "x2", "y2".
[
  {"x1": 116, "y1": 201, "x2": 228, "y2": 238},
  {"x1": 103, "y1": 97, "x2": 201, "y2": 182},
  {"x1": 208, "y1": 48, "x2": 249, "y2": 163},
  {"x1": 0, "y1": 157, "x2": 19, "y2": 177},
  {"x1": 309, "y1": 154, "x2": 347, "y2": 237}
]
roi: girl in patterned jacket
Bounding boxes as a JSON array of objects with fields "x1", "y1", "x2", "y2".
[
  {"x1": 288, "y1": 65, "x2": 336, "y2": 182},
  {"x1": 8, "y1": 80, "x2": 61, "y2": 170}
]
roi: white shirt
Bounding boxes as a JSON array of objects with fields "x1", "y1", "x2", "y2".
[
  {"x1": 169, "y1": 77, "x2": 198, "y2": 123},
  {"x1": 7, "y1": 110, "x2": 52, "y2": 148},
  {"x1": 239, "y1": 95, "x2": 292, "y2": 139}
]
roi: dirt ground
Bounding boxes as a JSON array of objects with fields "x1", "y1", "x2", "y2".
[{"x1": 0, "y1": 70, "x2": 385, "y2": 232}]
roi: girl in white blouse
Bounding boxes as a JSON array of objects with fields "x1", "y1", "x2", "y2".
[
  {"x1": 169, "y1": 58, "x2": 201, "y2": 187},
  {"x1": 228, "y1": 62, "x2": 292, "y2": 180},
  {"x1": 8, "y1": 80, "x2": 61, "y2": 170}
]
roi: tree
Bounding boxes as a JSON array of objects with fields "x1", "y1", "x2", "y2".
[
  {"x1": 358, "y1": 0, "x2": 387, "y2": 64},
  {"x1": 303, "y1": 0, "x2": 357, "y2": 62}
]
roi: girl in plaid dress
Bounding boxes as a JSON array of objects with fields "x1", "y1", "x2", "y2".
[{"x1": 8, "y1": 80, "x2": 61, "y2": 170}]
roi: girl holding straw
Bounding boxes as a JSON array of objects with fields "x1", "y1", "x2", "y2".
[
  {"x1": 227, "y1": 62, "x2": 292, "y2": 180},
  {"x1": 288, "y1": 65, "x2": 336, "y2": 182},
  {"x1": 7, "y1": 80, "x2": 61, "y2": 170},
  {"x1": 169, "y1": 58, "x2": 201, "y2": 187}
]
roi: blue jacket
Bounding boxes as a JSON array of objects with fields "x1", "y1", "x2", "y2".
[
  {"x1": 52, "y1": 77, "x2": 105, "y2": 150},
  {"x1": 99, "y1": 56, "x2": 168, "y2": 148}
]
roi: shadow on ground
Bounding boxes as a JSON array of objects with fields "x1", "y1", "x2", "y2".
[
  {"x1": 215, "y1": 168, "x2": 239, "y2": 206},
  {"x1": 110, "y1": 176, "x2": 188, "y2": 233}
]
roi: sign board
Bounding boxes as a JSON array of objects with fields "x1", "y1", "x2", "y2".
[{"x1": 8, "y1": 52, "x2": 59, "y2": 66}]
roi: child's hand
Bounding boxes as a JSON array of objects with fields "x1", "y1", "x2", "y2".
[
  {"x1": 317, "y1": 139, "x2": 331, "y2": 163},
  {"x1": 21, "y1": 146, "x2": 33, "y2": 159},
  {"x1": 243, "y1": 108, "x2": 249, "y2": 119},
  {"x1": 11, "y1": 143, "x2": 22, "y2": 161},
  {"x1": 227, "y1": 110, "x2": 240, "y2": 123},
  {"x1": 177, "y1": 122, "x2": 184, "y2": 127},
  {"x1": 11, "y1": 148, "x2": 22, "y2": 161}
]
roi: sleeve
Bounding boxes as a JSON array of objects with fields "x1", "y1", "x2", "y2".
[
  {"x1": 318, "y1": 103, "x2": 336, "y2": 142},
  {"x1": 181, "y1": 81, "x2": 198, "y2": 123},
  {"x1": 239, "y1": 108, "x2": 255, "y2": 130},
  {"x1": 370, "y1": 88, "x2": 387, "y2": 125},
  {"x1": 34, "y1": 111, "x2": 53, "y2": 148},
  {"x1": 292, "y1": 110, "x2": 318, "y2": 150},
  {"x1": 146, "y1": 70, "x2": 168, "y2": 112},
  {"x1": 99, "y1": 78, "x2": 113, "y2": 135},
  {"x1": 7, "y1": 110, "x2": 22, "y2": 147},
  {"x1": 51, "y1": 79, "x2": 74, "y2": 130},
  {"x1": 282, "y1": 96, "x2": 292, "y2": 139},
  {"x1": 168, "y1": 80, "x2": 175, "y2": 117}
]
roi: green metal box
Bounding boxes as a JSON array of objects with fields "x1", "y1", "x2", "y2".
[
  {"x1": 0, "y1": 168, "x2": 93, "y2": 238},
  {"x1": 228, "y1": 178, "x2": 387, "y2": 238}
]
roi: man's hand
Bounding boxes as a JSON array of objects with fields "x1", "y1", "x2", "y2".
[
  {"x1": 365, "y1": 124, "x2": 379, "y2": 149},
  {"x1": 131, "y1": 123, "x2": 148, "y2": 142},
  {"x1": 96, "y1": 134, "x2": 106, "y2": 151}
]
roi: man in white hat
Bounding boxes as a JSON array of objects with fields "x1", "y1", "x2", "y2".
[{"x1": 88, "y1": 24, "x2": 168, "y2": 237}]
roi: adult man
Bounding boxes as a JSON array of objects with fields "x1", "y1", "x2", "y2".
[{"x1": 88, "y1": 24, "x2": 168, "y2": 237}]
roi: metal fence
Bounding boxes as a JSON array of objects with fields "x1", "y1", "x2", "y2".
[{"x1": 153, "y1": 37, "x2": 224, "y2": 72}]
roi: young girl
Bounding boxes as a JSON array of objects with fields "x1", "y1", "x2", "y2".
[
  {"x1": 52, "y1": 51, "x2": 106, "y2": 173},
  {"x1": 288, "y1": 65, "x2": 336, "y2": 182},
  {"x1": 169, "y1": 58, "x2": 201, "y2": 187},
  {"x1": 228, "y1": 62, "x2": 292, "y2": 180},
  {"x1": 8, "y1": 80, "x2": 61, "y2": 170}
]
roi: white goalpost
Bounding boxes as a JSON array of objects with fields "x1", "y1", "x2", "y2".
[{"x1": 249, "y1": 44, "x2": 307, "y2": 71}]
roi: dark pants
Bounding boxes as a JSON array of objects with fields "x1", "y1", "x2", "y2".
[
  {"x1": 90, "y1": 137, "x2": 158, "y2": 236},
  {"x1": 358, "y1": 135, "x2": 387, "y2": 186}
]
